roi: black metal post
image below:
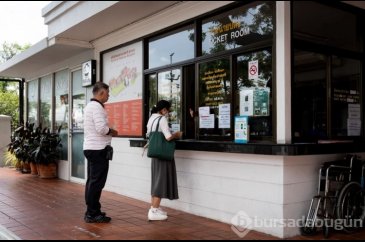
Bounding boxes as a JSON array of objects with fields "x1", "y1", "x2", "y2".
[{"x1": 19, "y1": 79, "x2": 24, "y2": 126}]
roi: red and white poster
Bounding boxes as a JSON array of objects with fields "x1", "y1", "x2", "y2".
[{"x1": 103, "y1": 41, "x2": 143, "y2": 136}]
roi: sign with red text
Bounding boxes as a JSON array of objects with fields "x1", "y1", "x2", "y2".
[{"x1": 102, "y1": 41, "x2": 143, "y2": 136}]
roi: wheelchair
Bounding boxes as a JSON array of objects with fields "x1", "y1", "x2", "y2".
[{"x1": 300, "y1": 154, "x2": 365, "y2": 238}]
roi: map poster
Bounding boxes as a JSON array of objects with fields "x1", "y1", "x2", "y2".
[{"x1": 102, "y1": 41, "x2": 143, "y2": 136}]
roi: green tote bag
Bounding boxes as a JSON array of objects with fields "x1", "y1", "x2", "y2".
[{"x1": 147, "y1": 116, "x2": 176, "y2": 161}]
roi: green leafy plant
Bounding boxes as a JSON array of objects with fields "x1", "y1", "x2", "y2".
[
  {"x1": 3, "y1": 150, "x2": 19, "y2": 167},
  {"x1": 6, "y1": 122, "x2": 42, "y2": 173},
  {"x1": 33, "y1": 126, "x2": 62, "y2": 165}
]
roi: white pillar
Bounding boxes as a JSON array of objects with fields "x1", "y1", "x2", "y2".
[
  {"x1": 276, "y1": 1, "x2": 291, "y2": 144},
  {"x1": 0, "y1": 115, "x2": 11, "y2": 167}
]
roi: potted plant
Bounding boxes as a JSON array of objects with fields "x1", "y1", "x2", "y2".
[
  {"x1": 6, "y1": 122, "x2": 43, "y2": 174},
  {"x1": 7, "y1": 124, "x2": 29, "y2": 173},
  {"x1": 32, "y1": 127, "x2": 62, "y2": 178}
]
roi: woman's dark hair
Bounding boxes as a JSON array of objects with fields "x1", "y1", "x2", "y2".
[{"x1": 151, "y1": 100, "x2": 171, "y2": 114}]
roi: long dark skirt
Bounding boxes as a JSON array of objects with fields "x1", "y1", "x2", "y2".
[{"x1": 151, "y1": 158, "x2": 179, "y2": 200}]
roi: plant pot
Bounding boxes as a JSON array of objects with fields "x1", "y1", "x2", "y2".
[
  {"x1": 30, "y1": 162, "x2": 38, "y2": 175},
  {"x1": 38, "y1": 163, "x2": 57, "y2": 179},
  {"x1": 22, "y1": 162, "x2": 31, "y2": 174}
]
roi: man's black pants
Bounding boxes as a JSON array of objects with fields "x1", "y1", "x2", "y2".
[{"x1": 84, "y1": 149, "x2": 109, "y2": 217}]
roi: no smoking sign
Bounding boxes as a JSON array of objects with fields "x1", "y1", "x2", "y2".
[{"x1": 248, "y1": 60, "x2": 258, "y2": 80}]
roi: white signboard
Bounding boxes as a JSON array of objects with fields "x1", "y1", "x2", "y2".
[
  {"x1": 240, "y1": 89, "x2": 254, "y2": 116},
  {"x1": 199, "y1": 106, "x2": 210, "y2": 117},
  {"x1": 348, "y1": 119, "x2": 361, "y2": 136},
  {"x1": 248, "y1": 60, "x2": 258, "y2": 80},
  {"x1": 348, "y1": 104, "x2": 361, "y2": 119},
  {"x1": 219, "y1": 103, "x2": 231, "y2": 128},
  {"x1": 102, "y1": 41, "x2": 144, "y2": 136},
  {"x1": 102, "y1": 41, "x2": 143, "y2": 103},
  {"x1": 200, "y1": 114, "x2": 215, "y2": 129}
]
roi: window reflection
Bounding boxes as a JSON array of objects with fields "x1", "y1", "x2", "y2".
[
  {"x1": 293, "y1": 1, "x2": 360, "y2": 52},
  {"x1": 149, "y1": 26, "x2": 194, "y2": 69},
  {"x1": 235, "y1": 50, "x2": 272, "y2": 139},
  {"x1": 331, "y1": 57, "x2": 361, "y2": 137},
  {"x1": 40, "y1": 75, "x2": 52, "y2": 129},
  {"x1": 293, "y1": 50, "x2": 327, "y2": 142},
  {"x1": 202, "y1": 2, "x2": 273, "y2": 55},
  {"x1": 198, "y1": 58, "x2": 231, "y2": 139},
  {"x1": 158, "y1": 69, "x2": 181, "y2": 132},
  {"x1": 27, "y1": 80, "x2": 38, "y2": 125},
  {"x1": 55, "y1": 69, "x2": 69, "y2": 160}
]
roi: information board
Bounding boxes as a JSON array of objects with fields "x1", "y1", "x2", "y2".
[
  {"x1": 235, "y1": 116, "x2": 249, "y2": 143},
  {"x1": 102, "y1": 41, "x2": 143, "y2": 136}
]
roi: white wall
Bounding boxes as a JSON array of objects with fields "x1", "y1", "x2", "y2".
[
  {"x1": 0, "y1": 115, "x2": 11, "y2": 167},
  {"x1": 106, "y1": 138, "x2": 361, "y2": 238},
  {"x1": 107, "y1": 138, "x2": 286, "y2": 237}
]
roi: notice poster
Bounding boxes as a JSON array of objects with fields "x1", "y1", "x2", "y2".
[
  {"x1": 103, "y1": 41, "x2": 143, "y2": 136},
  {"x1": 347, "y1": 104, "x2": 361, "y2": 136},
  {"x1": 348, "y1": 104, "x2": 360, "y2": 119},
  {"x1": 240, "y1": 88, "x2": 270, "y2": 117},
  {"x1": 253, "y1": 88, "x2": 270, "y2": 116},
  {"x1": 105, "y1": 100, "x2": 143, "y2": 136},
  {"x1": 348, "y1": 119, "x2": 361, "y2": 136},
  {"x1": 199, "y1": 106, "x2": 210, "y2": 117},
  {"x1": 240, "y1": 89, "x2": 254, "y2": 116},
  {"x1": 200, "y1": 114, "x2": 215, "y2": 129},
  {"x1": 219, "y1": 103, "x2": 231, "y2": 128},
  {"x1": 235, "y1": 116, "x2": 249, "y2": 143}
]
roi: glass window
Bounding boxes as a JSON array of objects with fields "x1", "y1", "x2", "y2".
[
  {"x1": 148, "y1": 69, "x2": 182, "y2": 133},
  {"x1": 40, "y1": 75, "x2": 52, "y2": 129},
  {"x1": 149, "y1": 26, "x2": 194, "y2": 69},
  {"x1": 55, "y1": 69, "x2": 69, "y2": 160},
  {"x1": 27, "y1": 79, "x2": 38, "y2": 125},
  {"x1": 331, "y1": 57, "x2": 361, "y2": 137},
  {"x1": 71, "y1": 69, "x2": 86, "y2": 179},
  {"x1": 72, "y1": 70, "x2": 85, "y2": 131},
  {"x1": 235, "y1": 49, "x2": 272, "y2": 140},
  {"x1": 293, "y1": 50, "x2": 327, "y2": 142},
  {"x1": 198, "y1": 58, "x2": 231, "y2": 139},
  {"x1": 293, "y1": 1, "x2": 361, "y2": 52},
  {"x1": 148, "y1": 74, "x2": 157, "y2": 115},
  {"x1": 293, "y1": 50, "x2": 362, "y2": 142},
  {"x1": 158, "y1": 69, "x2": 182, "y2": 132},
  {"x1": 202, "y1": 2, "x2": 273, "y2": 55}
]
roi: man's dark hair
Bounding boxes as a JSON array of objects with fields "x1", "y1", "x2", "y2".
[{"x1": 92, "y1": 82, "x2": 109, "y2": 95}]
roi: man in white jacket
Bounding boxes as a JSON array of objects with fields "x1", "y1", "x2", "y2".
[{"x1": 83, "y1": 82, "x2": 118, "y2": 223}]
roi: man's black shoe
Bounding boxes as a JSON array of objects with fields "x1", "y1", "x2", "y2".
[
  {"x1": 84, "y1": 214, "x2": 111, "y2": 223},
  {"x1": 84, "y1": 211, "x2": 106, "y2": 217}
]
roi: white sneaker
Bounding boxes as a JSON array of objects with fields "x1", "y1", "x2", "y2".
[
  {"x1": 148, "y1": 208, "x2": 168, "y2": 221},
  {"x1": 150, "y1": 206, "x2": 167, "y2": 216},
  {"x1": 157, "y1": 207, "x2": 167, "y2": 216}
]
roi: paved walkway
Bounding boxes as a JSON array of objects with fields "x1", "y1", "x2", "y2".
[{"x1": 0, "y1": 167, "x2": 365, "y2": 240}]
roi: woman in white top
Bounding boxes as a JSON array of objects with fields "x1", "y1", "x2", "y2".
[{"x1": 146, "y1": 100, "x2": 183, "y2": 221}]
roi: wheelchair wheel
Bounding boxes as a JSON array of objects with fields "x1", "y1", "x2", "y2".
[
  {"x1": 323, "y1": 224, "x2": 330, "y2": 238},
  {"x1": 336, "y1": 182, "x2": 365, "y2": 233},
  {"x1": 299, "y1": 225, "x2": 317, "y2": 236}
]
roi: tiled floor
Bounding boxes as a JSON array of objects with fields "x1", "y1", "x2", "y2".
[{"x1": 0, "y1": 167, "x2": 365, "y2": 240}]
